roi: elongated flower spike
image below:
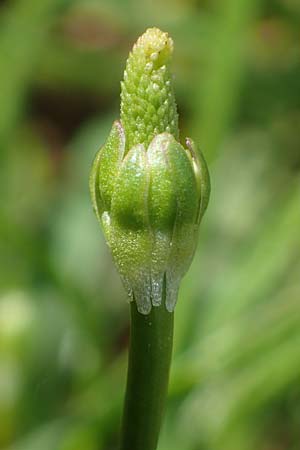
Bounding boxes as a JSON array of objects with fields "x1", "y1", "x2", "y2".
[{"x1": 90, "y1": 27, "x2": 210, "y2": 314}]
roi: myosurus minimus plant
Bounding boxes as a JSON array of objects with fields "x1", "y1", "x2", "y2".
[{"x1": 90, "y1": 27, "x2": 210, "y2": 450}]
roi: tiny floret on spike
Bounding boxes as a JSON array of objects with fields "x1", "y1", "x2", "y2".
[{"x1": 90, "y1": 28, "x2": 210, "y2": 314}]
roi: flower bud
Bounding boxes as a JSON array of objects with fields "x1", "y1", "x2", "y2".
[{"x1": 89, "y1": 28, "x2": 210, "y2": 314}]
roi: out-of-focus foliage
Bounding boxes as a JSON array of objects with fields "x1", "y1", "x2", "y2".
[{"x1": 0, "y1": 0, "x2": 299, "y2": 449}]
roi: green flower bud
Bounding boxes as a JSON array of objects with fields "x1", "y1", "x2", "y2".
[{"x1": 90, "y1": 28, "x2": 210, "y2": 314}]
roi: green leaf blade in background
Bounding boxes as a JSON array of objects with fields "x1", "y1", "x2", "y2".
[{"x1": 1, "y1": 0, "x2": 300, "y2": 449}]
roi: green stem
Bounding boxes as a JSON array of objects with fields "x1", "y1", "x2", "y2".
[{"x1": 120, "y1": 300, "x2": 174, "y2": 450}]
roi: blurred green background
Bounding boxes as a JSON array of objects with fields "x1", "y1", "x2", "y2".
[{"x1": 1, "y1": 0, "x2": 300, "y2": 449}]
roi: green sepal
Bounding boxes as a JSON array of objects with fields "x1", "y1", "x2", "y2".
[
  {"x1": 89, "y1": 120, "x2": 125, "y2": 221},
  {"x1": 163, "y1": 137, "x2": 200, "y2": 311},
  {"x1": 147, "y1": 133, "x2": 177, "y2": 305},
  {"x1": 89, "y1": 149, "x2": 102, "y2": 223},
  {"x1": 111, "y1": 144, "x2": 149, "y2": 231},
  {"x1": 186, "y1": 137, "x2": 211, "y2": 223},
  {"x1": 110, "y1": 144, "x2": 152, "y2": 314},
  {"x1": 147, "y1": 133, "x2": 177, "y2": 232}
]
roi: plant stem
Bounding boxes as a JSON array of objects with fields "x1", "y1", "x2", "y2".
[{"x1": 120, "y1": 300, "x2": 174, "y2": 450}]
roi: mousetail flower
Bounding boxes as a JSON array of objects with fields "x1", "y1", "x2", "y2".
[
  {"x1": 89, "y1": 27, "x2": 210, "y2": 450},
  {"x1": 90, "y1": 27, "x2": 210, "y2": 315}
]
